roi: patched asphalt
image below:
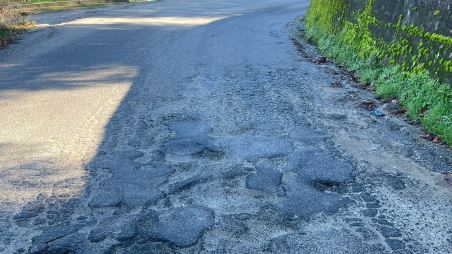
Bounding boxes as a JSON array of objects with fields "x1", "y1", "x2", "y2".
[{"x1": 0, "y1": 0, "x2": 451, "y2": 253}]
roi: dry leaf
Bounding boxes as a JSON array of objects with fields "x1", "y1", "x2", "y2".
[
  {"x1": 421, "y1": 133, "x2": 433, "y2": 140},
  {"x1": 443, "y1": 173, "x2": 452, "y2": 185},
  {"x1": 361, "y1": 100, "x2": 376, "y2": 110},
  {"x1": 313, "y1": 56, "x2": 326, "y2": 64},
  {"x1": 432, "y1": 136, "x2": 442, "y2": 144}
]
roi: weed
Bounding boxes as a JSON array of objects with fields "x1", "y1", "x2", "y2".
[
  {"x1": 305, "y1": 24, "x2": 452, "y2": 145},
  {"x1": 0, "y1": 5, "x2": 33, "y2": 47}
]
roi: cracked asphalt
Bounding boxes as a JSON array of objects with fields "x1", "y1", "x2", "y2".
[{"x1": 0, "y1": 0, "x2": 451, "y2": 253}]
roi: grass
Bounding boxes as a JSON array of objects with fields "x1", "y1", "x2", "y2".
[
  {"x1": 0, "y1": 6, "x2": 33, "y2": 47},
  {"x1": 5, "y1": 0, "x2": 135, "y2": 4},
  {"x1": 33, "y1": 1, "x2": 111, "y2": 12},
  {"x1": 0, "y1": 0, "x2": 151, "y2": 45},
  {"x1": 19, "y1": 0, "x2": 71, "y2": 3},
  {"x1": 306, "y1": 26, "x2": 452, "y2": 145},
  {"x1": 17, "y1": 0, "x2": 152, "y2": 14}
]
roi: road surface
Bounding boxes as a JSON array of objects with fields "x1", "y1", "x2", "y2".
[{"x1": 0, "y1": 0, "x2": 451, "y2": 253}]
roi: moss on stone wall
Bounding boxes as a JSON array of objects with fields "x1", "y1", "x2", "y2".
[
  {"x1": 306, "y1": 0, "x2": 452, "y2": 81},
  {"x1": 305, "y1": 0, "x2": 452, "y2": 145}
]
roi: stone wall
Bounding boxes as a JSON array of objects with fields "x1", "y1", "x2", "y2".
[{"x1": 306, "y1": 0, "x2": 452, "y2": 82}]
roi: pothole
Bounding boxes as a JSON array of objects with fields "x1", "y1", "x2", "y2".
[
  {"x1": 193, "y1": 147, "x2": 225, "y2": 160},
  {"x1": 313, "y1": 179, "x2": 341, "y2": 193}
]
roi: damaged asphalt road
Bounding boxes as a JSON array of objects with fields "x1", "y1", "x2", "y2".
[{"x1": 0, "y1": 0, "x2": 451, "y2": 253}]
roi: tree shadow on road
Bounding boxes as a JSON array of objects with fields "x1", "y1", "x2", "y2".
[{"x1": 0, "y1": 2, "x2": 251, "y2": 252}]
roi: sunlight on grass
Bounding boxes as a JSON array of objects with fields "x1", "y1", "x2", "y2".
[
  {"x1": 13, "y1": 0, "x2": 158, "y2": 14},
  {"x1": 0, "y1": 6, "x2": 34, "y2": 47}
]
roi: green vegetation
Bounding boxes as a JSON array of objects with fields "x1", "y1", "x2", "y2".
[
  {"x1": 34, "y1": 1, "x2": 111, "y2": 12},
  {"x1": 433, "y1": 9, "x2": 441, "y2": 17},
  {"x1": 8, "y1": 0, "x2": 133, "y2": 4},
  {"x1": 20, "y1": 0, "x2": 69, "y2": 3},
  {"x1": 19, "y1": 0, "x2": 151, "y2": 4},
  {"x1": 1, "y1": 0, "x2": 149, "y2": 46},
  {"x1": 8, "y1": 0, "x2": 150, "y2": 13},
  {"x1": 305, "y1": 0, "x2": 452, "y2": 145},
  {"x1": 0, "y1": 6, "x2": 33, "y2": 47}
]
